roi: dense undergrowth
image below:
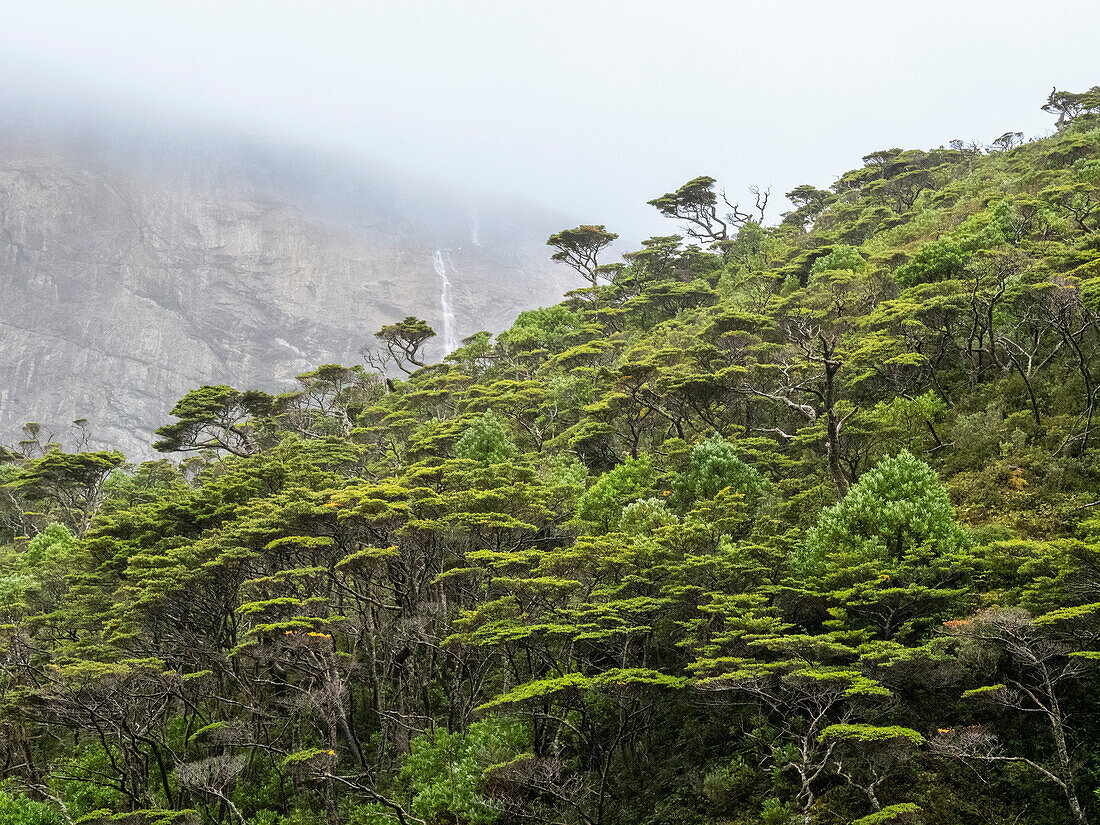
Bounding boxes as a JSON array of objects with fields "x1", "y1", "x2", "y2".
[{"x1": 4, "y1": 90, "x2": 1100, "y2": 825}]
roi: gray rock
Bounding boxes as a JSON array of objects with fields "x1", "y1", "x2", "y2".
[{"x1": 0, "y1": 140, "x2": 575, "y2": 457}]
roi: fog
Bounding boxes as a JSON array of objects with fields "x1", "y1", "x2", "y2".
[{"x1": 2, "y1": 0, "x2": 1099, "y2": 243}]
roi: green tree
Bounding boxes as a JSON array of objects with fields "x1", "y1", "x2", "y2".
[
  {"x1": 574, "y1": 456, "x2": 654, "y2": 533},
  {"x1": 153, "y1": 385, "x2": 273, "y2": 457},
  {"x1": 364, "y1": 316, "x2": 437, "y2": 375},
  {"x1": 648, "y1": 176, "x2": 771, "y2": 243},
  {"x1": 4, "y1": 450, "x2": 126, "y2": 532},
  {"x1": 670, "y1": 434, "x2": 769, "y2": 515},
  {"x1": 546, "y1": 225, "x2": 619, "y2": 286},
  {"x1": 801, "y1": 450, "x2": 970, "y2": 640},
  {"x1": 936, "y1": 605, "x2": 1099, "y2": 825},
  {"x1": 1043, "y1": 86, "x2": 1100, "y2": 131},
  {"x1": 455, "y1": 409, "x2": 517, "y2": 464}
]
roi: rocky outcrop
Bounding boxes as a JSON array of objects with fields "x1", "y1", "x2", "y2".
[{"x1": 0, "y1": 141, "x2": 574, "y2": 456}]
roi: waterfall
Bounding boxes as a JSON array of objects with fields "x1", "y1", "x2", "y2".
[
  {"x1": 471, "y1": 217, "x2": 482, "y2": 247},
  {"x1": 433, "y1": 248, "x2": 458, "y2": 354}
]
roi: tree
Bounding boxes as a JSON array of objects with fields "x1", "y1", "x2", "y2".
[
  {"x1": 936, "y1": 606, "x2": 1099, "y2": 825},
  {"x1": 649, "y1": 176, "x2": 729, "y2": 243},
  {"x1": 990, "y1": 131, "x2": 1024, "y2": 152},
  {"x1": 364, "y1": 317, "x2": 437, "y2": 375},
  {"x1": 1029, "y1": 275, "x2": 1100, "y2": 452},
  {"x1": 547, "y1": 225, "x2": 619, "y2": 286},
  {"x1": 782, "y1": 185, "x2": 836, "y2": 231},
  {"x1": 801, "y1": 451, "x2": 970, "y2": 641},
  {"x1": 805, "y1": 450, "x2": 966, "y2": 564},
  {"x1": 174, "y1": 756, "x2": 247, "y2": 824},
  {"x1": 694, "y1": 628, "x2": 895, "y2": 825},
  {"x1": 153, "y1": 385, "x2": 273, "y2": 457},
  {"x1": 15, "y1": 423, "x2": 57, "y2": 459},
  {"x1": 821, "y1": 723, "x2": 924, "y2": 815},
  {"x1": 4, "y1": 450, "x2": 126, "y2": 533},
  {"x1": 648, "y1": 176, "x2": 769, "y2": 244},
  {"x1": 276, "y1": 363, "x2": 384, "y2": 438},
  {"x1": 574, "y1": 456, "x2": 654, "y2": 533},
  {"x1": 1042, "y1": 159, "x2": 1100, "y2": 232},
  {"x1": 454, "y1": 409, "x2": 517, "y2": 464},
  {"x1": 1043, "y1": 86, "x2": 1100, "y2": 131},
  {"x1": 743, "y1": 264, "x2": 877, "y2": 495},
  {"x1": 669, "y1": 434, "x2": 769, "y2": 515}
]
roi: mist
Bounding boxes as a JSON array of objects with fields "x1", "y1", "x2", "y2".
[{"x1": 2, "y1": 0, "x2": 1099, "y2": 243}]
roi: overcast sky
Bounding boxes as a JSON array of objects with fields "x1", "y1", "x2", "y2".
[{"x1": 1, "y1": 0, "x2": 1098, "y2": 241}]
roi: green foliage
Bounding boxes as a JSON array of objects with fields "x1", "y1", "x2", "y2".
[
  {"x1": 369, "y1": 316, "x2": 437, "y2": 373},
  {"x1": 800, "y1": 451, "x2": 971, "y2": 640},
  {"x1": 648, "y1": 175, "x2": 735, "y2": 243},
  {"x1": 574, "y1": 455, "x2": 654, "y2": 532},
  {"x1": 153, "y1": 385, "x2": 273, "y2": 456},
  {"x1": 819, "y1": 723, "x2": 924, "y2": 745},
  {"x1": 851, "y1": 803, "x2": 922, "y2": 825},
  {"x1": 670, "y1": 434, "x2": 769, "y2": 515},
  {"x1": 619, "y1": 497, "x2": 678, "y2": 535},
  {"x1": 99, "y1": 461, "x2": 190, "y2": 514},
  {"x1": 546, "y1": 225, "x2": 618, "y2": 285},
  {"x1": 894, "y1": 237, "x2": 970, "y2": 286},
  {"x1": 398, "y1": 721, "x2": 523, "y2": 825},
  {"x1": 803, "y1": 450, "x2": 967, "y2": 574},
  {"x1": 476, "y1": 674, "x2": 590, "y2": 711},
  {"x1": 760, "y1": 797, "x2": 793, "y2": 825},
  {"x1": 7, "y1": 91, "x2": 1100, "y2": 825},
  {"x1": 495, "y1": 304, "x2": 582, "y2": 355},
  {"x1": 810, "y1": 243, "x2": 865, "y2": 276},
  {"x1": 0, "y1": 792, "x2": 64, "y2": 825},
  {"x1": 455, "y1": 410, "x2": 516, "y2": 464},
  {"x1": 21, "y1": 520, "x2": 75, "y2": 569}
]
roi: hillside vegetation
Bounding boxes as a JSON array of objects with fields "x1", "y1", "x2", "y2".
[{"x1": 3, "y1": 88, "x2": 1100, "y2": 825}]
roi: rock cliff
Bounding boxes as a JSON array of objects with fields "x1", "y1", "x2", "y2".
[{"x1": 0, "y1": 135, "x2": 574, "y2": 456}]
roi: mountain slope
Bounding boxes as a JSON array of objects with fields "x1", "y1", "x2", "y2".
[
  {"x1": 6, "y1": 91, "x2": 1100, "y2": 825},
  {"x1": 0, "y1": 134, "x2": 573, "y2": 455}
]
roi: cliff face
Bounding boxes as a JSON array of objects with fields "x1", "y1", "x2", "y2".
[{"x1": 0, "y1": 142, "x2": 573, "y2": 456}]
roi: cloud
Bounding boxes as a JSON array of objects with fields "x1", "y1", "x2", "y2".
[{"x1": 0, "y1": 0, "x2": 1097, "y2": 242}]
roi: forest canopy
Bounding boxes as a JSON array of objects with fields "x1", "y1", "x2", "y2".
[{"x1": 3, "y1": 89, "x2": 1100, "y2": 825}]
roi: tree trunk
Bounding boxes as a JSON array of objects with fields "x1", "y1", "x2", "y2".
[{"x1": 821, "y1": 338, "x2": 849, "y2": 497}]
